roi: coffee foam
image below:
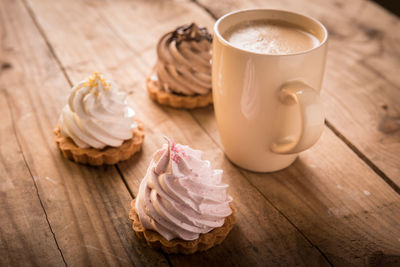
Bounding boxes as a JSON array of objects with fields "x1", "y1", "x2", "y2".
[{"x1": 224, "y1": 19, "x2": 320, "y2": 55}]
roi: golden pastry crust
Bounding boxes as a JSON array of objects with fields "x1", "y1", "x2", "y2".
[
  {"x1": 54, "y1": 119, "x2": 145, "y2": 166},
  {"x1": 146, "y1": 75, "x2": 213, "y2": 109},
  {"x1": 129, "y1": 198, "x2": 235, "y2": 254}
]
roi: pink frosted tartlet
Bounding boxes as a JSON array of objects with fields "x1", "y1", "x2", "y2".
[{"x1": 129, "y1": 137, "x2": 235, "y2": 254}]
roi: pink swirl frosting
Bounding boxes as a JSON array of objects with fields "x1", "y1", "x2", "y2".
[{"x1": 135, "y1": 137, "x2": 233, "y2": 241}]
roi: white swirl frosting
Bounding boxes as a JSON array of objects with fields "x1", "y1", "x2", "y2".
[
  {"x1": 135, "y1": 137, "x2": 233, "y2": 241},
  {"x1": 59, "y1": 72, "x2": 136, "y2": 149}
]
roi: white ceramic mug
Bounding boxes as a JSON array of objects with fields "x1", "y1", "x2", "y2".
[{"x1": 212, "y1": 9, "x2": 328, "y2": 172}]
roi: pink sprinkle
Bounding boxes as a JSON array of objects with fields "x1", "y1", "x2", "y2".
[
  {"x1": 171, "y1": 140, "x2": 178, "y2": 152},
  {"x1": 171, "y1": 154, "x2": 182, "y2": 163}
]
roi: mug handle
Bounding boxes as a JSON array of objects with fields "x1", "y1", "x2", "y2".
[{"x1": 271, "y1": 81, "x2": 325, "y2": 154}]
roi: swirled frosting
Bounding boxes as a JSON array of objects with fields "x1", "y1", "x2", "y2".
[
  {"x1": 135, "y1": 137, "x2": 233, "y2": 241},
  {"x1": 155, "y1": 23, "x2": 212, "y2": 96},
  {"x1": 59, "y1": 72, "x2": 137, "y2": 149}
]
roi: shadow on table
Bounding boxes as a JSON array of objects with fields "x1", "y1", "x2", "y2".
[
  {"x1": 226, "y1": 153, "x2": 400, "y2": 266},
  {"x1": 367, "y1": 251, "x2": 400, "y2": 267},
  {"x1": 167, "y1": 223, "x2": 321, "y2": 266}
]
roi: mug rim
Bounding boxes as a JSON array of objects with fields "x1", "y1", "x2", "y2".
[{"x1": 214, "y1": 8, "x2": 329, "y2": 57}]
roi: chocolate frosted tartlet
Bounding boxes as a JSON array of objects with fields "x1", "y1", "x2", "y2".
[{"x1": 146, "y1": 23, "x2": 213, "y2": 109}]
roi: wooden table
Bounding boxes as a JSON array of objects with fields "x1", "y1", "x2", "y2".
[{"x1": 1, "y1": 0, "x2": 399, "y2": 266}]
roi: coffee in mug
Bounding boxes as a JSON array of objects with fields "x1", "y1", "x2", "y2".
[
  {"x1": 224, "y1": 19, "x2": 320, "y2": 55},
  {"x1": 212, "y1": 9, "x2": 328, "y2": 172}
]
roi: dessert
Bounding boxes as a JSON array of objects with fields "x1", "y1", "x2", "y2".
[
  {"x1": 54, "y1": 72, "x2": 145, "y2": 165},
  {"x1": 129, "y1": 137, "x2": 235, "y2": 254},
  {"x1": 146, "y1": 23, "x2": 213, "y2": 109}
]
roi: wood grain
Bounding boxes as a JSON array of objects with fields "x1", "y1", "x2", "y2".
[
  {"x1": 0, "y1": 0, "x2": 168, "y2": 265},
  {"x1": 0, "y1": 91, "x2": 65, "y2": 267},
  {"x1": 193, "y1": 106, "x2": 400, "y2": 266},
  {"x1": 25, "y1": 0, "x2": 400, "y2": 265},
  {"x1": 76, "y1": 0, "x2": 399, "y2": 264},
  {"x1": 195, "y1": 0, "x2": 400, "y2": 190},
  {"x1": 2, "y1": 0, "x2": 399, "y2": 266},
  {"x1": 23, "y1": 0, "x2": 331, "y2": 265}
]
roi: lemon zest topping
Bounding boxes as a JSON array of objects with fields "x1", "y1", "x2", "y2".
[{"x1": 86, "y1": 72, "x2": 110, "y2": 90}]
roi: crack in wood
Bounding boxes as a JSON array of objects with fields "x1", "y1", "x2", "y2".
[
  {"x1": 191, "y1": 0, "x2": 218, "y2": 20},
  {"x1": 17, "y1": 0, "x2": 399, "y2": 264},
  {"x1": 20, "y1": 0, "x2": 133, "y2": 265},
  {"x1": 21, "y1": 0, "x2": 73, "y2": 87},
  {"x1": 191, "y1": 0, "x2": 400, "y2": 194},
  {"x1": 237, "y1": 169, "x2": 335, "y2": 267},
  {"x1": 325, "y1": 120, "x2": 400, "y2": 195},
  {"x1": 2, "y1": 89, "x2": 68, "y2": 267},
  {"x1": 20, "y1": 1, "x2": 173, "y2": 266},
  {"x1": 188, "y1": 110, "x2": 334, "y2": 266},
  {"x1": 115, "y1": 165, "x2": 135, "y2": 198},
  {"x1": 188, "y1": 0, "x2": 400, "y2": 263}
]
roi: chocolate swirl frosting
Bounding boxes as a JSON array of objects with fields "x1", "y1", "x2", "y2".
[{"x1": 156, "y1": 23, "x2": 212, "y2": 96}]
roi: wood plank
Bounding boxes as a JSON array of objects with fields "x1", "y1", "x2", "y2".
[
  {"x1": 62, "y1": 0, "x2": 400, "y2": 264},
  {"x1": 25, "y1": 0, "x2": 330, "y2": 265},
  {"x1": 122, "y1": 110, "x2": 329, "y2": 266},
  {"x1": 243, "y1": 129, "x2": 400, "y2": 266},
  {"x1": 26, "y1": 0, "x2": 400, "y2": 265},
  {"x1": 192, "y1": 106, "x2": 400, "y2": 266},
  {"x1": 195, "y1": 0, "x2": 400, "y2": 189},
  {"x1": 0, "y1": 0, "x2": 168, "y2": 265},
  {"x1": 0, "y1": 91, "x2": 65, "y2": 267},
  {"x1": 190, "y1": 2, "x2": 400, "y2": 263}
]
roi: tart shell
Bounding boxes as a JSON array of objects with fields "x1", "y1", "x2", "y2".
[
  {"x1": 146, "y1": 74, "x2": 213, "y2": 109},
  {"x1": 54, "y1": 120, "x2": 145, "y2": 166},
  {"x1": 129, "y1": 198, "x2": 235, "y2": 254}
]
